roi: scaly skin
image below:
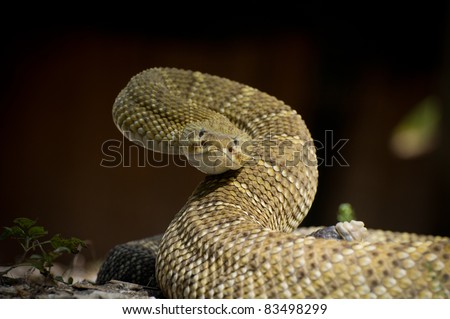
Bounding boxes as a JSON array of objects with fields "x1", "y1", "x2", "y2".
[{"x1": 98, "y1": 68, "x2": 450, "y2": 298}]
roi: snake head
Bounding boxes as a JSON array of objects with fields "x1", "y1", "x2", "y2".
[{"x1": 180, "y1": 120, "x2": 251, "y2": 175}]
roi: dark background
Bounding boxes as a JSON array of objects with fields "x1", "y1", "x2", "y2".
[{"x1": 1, "y1": 3, "x2": 449, "y2": 267}]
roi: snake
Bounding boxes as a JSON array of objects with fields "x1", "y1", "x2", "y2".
[{"x1": 96, "y1": 67, "x2": 450, "y2": 298}]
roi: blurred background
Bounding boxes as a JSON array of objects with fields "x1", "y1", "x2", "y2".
[{"x1": 1, "y1": 3, "x2": 449, "y2": 275}]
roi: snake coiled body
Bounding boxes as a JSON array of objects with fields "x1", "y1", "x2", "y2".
[{"x1": 98, "y1": 67, "x2": 450, "y2": 298}]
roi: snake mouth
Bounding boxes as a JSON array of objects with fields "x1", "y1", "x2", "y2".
[{"x1": 182, "y1": 142, "x2": 244, "y2": 175}]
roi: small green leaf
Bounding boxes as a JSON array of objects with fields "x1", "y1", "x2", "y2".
[
  {"x1": 29, "y1": 254, "x2": 43, "y2": 260},
  {"x1": 28, "y1": 226, "x2": 48, "y2": 238},
  {"x1": 54, "y1": 275, "x2": 64, "y2": 283},
  {"x1": 27, "y1": 258, "x2": 46, "y2": 273},
  {"x1": 13, "y1": 218, "x2": 37, "y2": 230},
  {"x1": 337, "y1": 203, "x2": 356, "y2": 222},
  {"x1": 53, "y1": 246, "x2": 71, "y2": 254},
  {"x1": 50, "y1": 234, "x2": 64, "y2": 249},
  {"x1": 51, "y1": 235, "x2": 86, "y2": 254},
  {"x1": 68, "y1": 237, "x2": 87, "y2": 252},
  {"x1": 2, "y1": 226, "x2": 26, "y2": 239}
]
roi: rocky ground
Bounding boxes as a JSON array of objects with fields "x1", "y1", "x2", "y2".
[{"x1": 0, "y1": 265, "x2": 163, "y2": 299}]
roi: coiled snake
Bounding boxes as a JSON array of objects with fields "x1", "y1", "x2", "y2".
[{"x1": 97, "y1": 67, "x2": 450, "y2": 298}]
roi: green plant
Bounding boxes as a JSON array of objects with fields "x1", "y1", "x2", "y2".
[
  {"x1": 337, "y1": 203, "x2": 356, "y2": 222},
  {"x1": 0, "y1": 217, "x2": 86, "y2": 284}
]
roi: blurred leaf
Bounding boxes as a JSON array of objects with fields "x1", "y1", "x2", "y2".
[
  {"x1": 53, "y1": 246, "x2": 71, "y2": 254},
  {"x1": 1, "y1": 226, "x2": 26, "y2": 239},
  {"x1": 13, "y1": 218, "x2": 37, "y2": 230},
  {"x1": 28, "y1": 226, "x2": 48, "y2": 238},
  {"x1": 337, "y1": 203, "x2": 355, "y2": 222},
  {"x1": 54, "y1": 275, "x2": 64, "y2": 283},
  {"x1": 390, "y1": 95, "x2": 441, "y2": 159},
  {"x1": 51, "y1": 234, "x2": 86, "y2": 254}
]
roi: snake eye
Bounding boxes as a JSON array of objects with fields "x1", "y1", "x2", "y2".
[
  {"x1": 233, "y1": 138, "x2": 239, "y2": 146},
  {"x1": 199, "y1": 128, "x2": 205, "y2": 138}
]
